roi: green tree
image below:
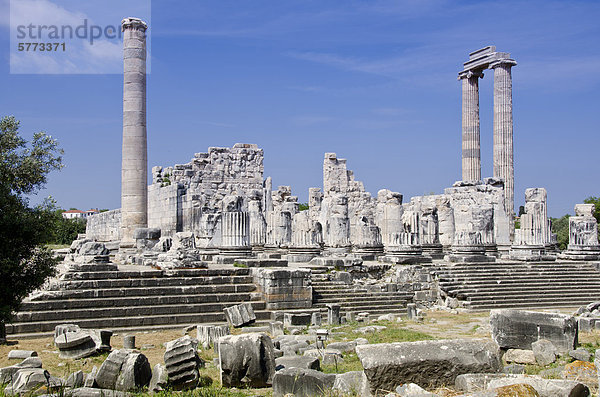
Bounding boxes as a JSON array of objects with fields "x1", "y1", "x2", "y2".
[
  {"x1": 551, "y1": 215, "x2": 570, "y2": 251},
  {"x1": 298, "y1": 203, "x2": 309, "y2": 211},
  {"x1": 39, "y1": 198, "x2": 87, "y2": 245},
  {"x1": 0, "y1": 116, "x2": 63, "y2": 336}
]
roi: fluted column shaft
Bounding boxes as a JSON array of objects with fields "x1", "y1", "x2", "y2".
[
  {"x1": 459, "y1": 70, "x2": 483, "y2": 182},
  {"x1": 221, "y1": 212, "x2": 250, "y2": 247},
  {"x1": 121, "y1": 18, "x2": 148, "y2": 248},
  {"x1": 492, "y1": 60, "x2": 516, "y2": 215}
]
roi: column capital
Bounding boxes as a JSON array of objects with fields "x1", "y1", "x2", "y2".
[
  {"x1": 122, "y1": 17, "x2": 148, "y2": 32},
  {"x1": 489, "y1": 58, "x2": 517, "y2": 69},
  {"x1": 458, "y1": 69, "x2": 484, "y2": 81}
]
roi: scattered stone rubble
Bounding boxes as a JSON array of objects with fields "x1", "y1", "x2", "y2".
[
  {"x1": 54, "y1": 324, "x2": 112, "y2": 360},
  {"x1": 163, "y1": 335, "x2": 203, "y2": 390},
  {"x1": 6, "y1": 41, "x2": 600, "y2": 397},
  {"x1": 4, "y1": 306, "x2": 600, "y2": 396},
  {"x1": 223, "y1": 302, "x2": 256, "y2": 328},
  {"x1": 575, "y1": 302, "x2": 600, "y2": 332},
  {"x1": 490, "y1": 309, "x2": 578, "y2": 353},
  {"x1": 218, "y1": 332, "x2": 276, "y2": 388}
]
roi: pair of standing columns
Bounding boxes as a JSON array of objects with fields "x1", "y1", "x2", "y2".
[{"x1": 460, "y1": 59, "x2": 516, "y2": 215}]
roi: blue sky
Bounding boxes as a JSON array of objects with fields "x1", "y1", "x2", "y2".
[{"x1": 0, "y1": 0, "x2": 599, "y2": 217}]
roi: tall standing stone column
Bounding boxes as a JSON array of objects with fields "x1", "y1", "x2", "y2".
[
  {"x1": 120, "y1": 17, "x2": 148, "y2": 248},
  {"x1": 458, "y1": 70, "x2": 483, "y2": 182},
  {"x1": 491, "y1": 59, "x2": 516, "y2": 216}
]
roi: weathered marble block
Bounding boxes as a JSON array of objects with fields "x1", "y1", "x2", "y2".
[
  {"x1": 252, "y1": 268, "x2": 312, "y2": 310},
  {"x1": 356, "y1": 339, "x2": 501, "y2": 393},
  {"x1": 224, "y1": 303, "x2": 256, "y2": 328},
  {"x1": 196, "y1": 325, "x2": 230, "y2": 350},
  {"x1": 219, "y1": 333, "x2": 276, "y2": 388},
  {"x1": 490, "y1": 309, "x2": 578, "y2": 353}
]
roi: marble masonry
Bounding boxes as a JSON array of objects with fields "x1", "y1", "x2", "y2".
[{"x1": 84, "y1": 43, "x2": 592, "y2": 266}]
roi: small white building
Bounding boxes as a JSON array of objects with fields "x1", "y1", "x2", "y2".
[
  {"x1": 85, "y1": 208, "x2": 100, "y2": 217},
  {"x1": 62, "y1": 209, "x2": 85, "y2": 219}
]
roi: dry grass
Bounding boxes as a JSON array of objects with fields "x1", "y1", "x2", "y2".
[{"x1": 0, "y1": 329, "x2": 187, "y2": 379}]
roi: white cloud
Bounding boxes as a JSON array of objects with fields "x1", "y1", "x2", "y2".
[
  {"x1": 291, "y1": 115, "x2": 335, "y2": 126},
  {"x1": 10, "y1": 0, "x2": 85, "y2": 29},
  {"x1": 8, "y1": 0, "x2": 152, "y2": 74}
]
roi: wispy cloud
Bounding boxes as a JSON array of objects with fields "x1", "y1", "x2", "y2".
[
  {"x1": 8, "y1": 0, "x2": 150, "y2": 74},
  {"x1": 291, "y1": 115, "x2": 335, "y2": 126}
]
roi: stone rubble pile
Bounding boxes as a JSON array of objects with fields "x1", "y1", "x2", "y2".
[
  {"x1": 3, "y1": 306, "x2": 600, "y2": 396},
  {"x1": 223, "y1": 302, "x2": 256, "y2": 327},
  {"x1": 163, "y1": 335, "x2": 204, "y2": 390},
  {"x1": 54, "y1": 324, "x2": 112, "y2": 360},
  {"x1": 575, "y1": 302, "x2": 600, "y2": 332}
]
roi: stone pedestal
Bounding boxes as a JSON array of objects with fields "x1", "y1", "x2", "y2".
[
  {"x1": 288, "y1": 211, "x2": 322, "y2": 262},
  {"x1": 383, "y1": 244, "x2": 429, "y2": 265},
  {"x1": 491, "y1": 59, "x2": 517, "y2": 216},
  {"x1": 219, "y1": 211, "x2": 251, "y2": 258},
  {"x1": 449, "y1": 232, "x2": 496, "y2": 263},
  {"x1": 265, "y1": 211, "x2": 292, "y2": 253},
  {"x1": 510, "y1": 188, "x2": 554, "y2": 261},
  {"x1": 382, "y1": 207, "x2": 429, "y2": 264},
  {"x1": 376, "y1": 189, "x2": 404, "y2": 254},
  {"x1": 559, "y1": 204, "x2": 600, "y2": 260},
  {"x1": 327, "y1": 304, "x2": 341, "y2": 325},
  {"x1": 252, "y1": 268, "x2": 312, "y2": 310},
  {"x1": 351, "y1": 217, "x2": 384, "y2": 260},
  {"x1": 322, "y1": 195, "x2": 351, "y2": 254},
  {"x1": 120, "y1": 18, "x2": 148, "y2": 249},
  {"x1": 419, "y1": 202, "x2": 444, "y2": 259},
  {"x1": 459, "y1": 70, "x2": 483, "y2": 183},
  {"x1": 248, "y1": 192, "x2": 267, "y2": 253}
]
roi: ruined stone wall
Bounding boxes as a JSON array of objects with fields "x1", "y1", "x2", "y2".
[
  {"x1": 86, "y1": 144, "x2": 266, "y2": 245},
  {"x1": 148, "y1": 183, "x2": 183, "y2": 237},
  {"x1": 152, "y1": 143, "x2": 264, "y2": 214},
  {"x1": 149, "y1": 144, "x2": 265, "y2": 241},
  {"x1": 443, "y1": 178, "x2": 510, "y2": 247},
  {"x1": 322, "y1": 153, "x2": 377, "y2": 248},
  {"x1": 86, "y1": 209, "x2": 121, "y2": 242}
]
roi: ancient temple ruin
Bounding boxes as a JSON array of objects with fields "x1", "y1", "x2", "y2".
[
  {"x1": 84, "y1": 45, "x2": 578, "y2": 266},
  {"x1": 10, "y1": 37, "x2": 600, "y2": 338}
]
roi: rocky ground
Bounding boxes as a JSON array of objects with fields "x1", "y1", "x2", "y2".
[{"x1": 2, "y1": 308, "x2": 599, "y2": 396}]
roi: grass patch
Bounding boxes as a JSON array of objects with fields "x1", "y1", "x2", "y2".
[
  {"x1": 362, "y1": 325, "x2": 434, "y2": 345},
  {"x1": 321, "y1": 352, "x2": 363, "y2": 374},
  {"x1": 233, "y1": 263, "x2": 248, "y2": 268},
  {"x1": 46, "y1": 244, "x2": 70, "y2": 250},
  {"x1": 328, "y1": 320, "x2": 434, "y2": 345}
]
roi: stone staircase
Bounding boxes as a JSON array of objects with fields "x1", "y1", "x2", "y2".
[
  {"x1": 311, "y1": 275, "x2": 413, "y2": 318},
  {"x1": 6, "y1": 266, "x2": 271, "y2": 336},
  {"x1": 435, "y1": 261, "x2": 600, "y2": 310}
]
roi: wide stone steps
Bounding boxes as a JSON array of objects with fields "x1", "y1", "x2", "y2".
[
  {"x1": 19, "y1": 292, "x2": 257, "y2": 311},
  {"x1": 313, "y1": 294, "x2": 411, "y2": 304},
  {"x1": 311, "y1": 277, "x2": 412, "y2": 319},
  {"x1": 55, "y1": 275, "x2": 255, "y2": 289},
  {"x1": 442, "y1": 283, "x2": 600, "y2": 295},
  {"x1": 7, "y1": 265, "x2": 271, "y2": 336},
  {"x1": 466, "y1": 291, "x2": 600, "y2": 300},
  {"x1": 435, "y1": 261, "x2": 600, "y2": 310},
  {"x1": 8, "y1": 310, "x2": 273, "y2": 334},
  {"x1": 34, "y1": 284, "x2": 257, "y2": 300},
  {"x1": 464, "y1": 297, "x2": 599, "y2": 311},
  {"x1": 14, "y1": 301, "x2": 266, "y2": 323},
  {"x1": 59, "y1": 268, "x2": 253, "y2": 280}
]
